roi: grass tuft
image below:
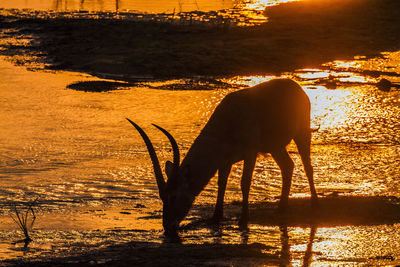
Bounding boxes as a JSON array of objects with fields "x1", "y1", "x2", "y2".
[{"x1": 10, "y1": 197, "x2": 39, "y2": 245}]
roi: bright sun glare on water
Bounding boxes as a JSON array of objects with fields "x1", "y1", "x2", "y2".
[{"x1": 239, "y1": 0, "x2": 299, "y2": 10}]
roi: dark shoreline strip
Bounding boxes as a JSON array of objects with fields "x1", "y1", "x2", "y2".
[{"x1": 0, "y1": 0, "x2": 399, "y2": 79}]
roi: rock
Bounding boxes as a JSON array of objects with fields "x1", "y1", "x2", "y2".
[{"x1": 376, "y1": 78, "x2": 392, "y2": 92}]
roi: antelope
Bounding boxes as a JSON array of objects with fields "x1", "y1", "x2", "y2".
[{"x1": 127, "y1": 78, "x2": 318, "y2": 236}]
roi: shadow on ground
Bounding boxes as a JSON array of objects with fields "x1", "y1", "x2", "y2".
[
  {"x1": 249, "y1": 195, "x2": 400, "y2": 227},
  {"x1": 183, "y1": 195, "x2": 400, "y2": 230},
  {"x1": 66, "y1": 81, "x2": 133, "y2": 92}
]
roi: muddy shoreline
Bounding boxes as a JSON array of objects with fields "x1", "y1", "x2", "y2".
[
  {"x1": 1, "y1": 0, "x2": 400, "y2": 80},
  {"x1": 3, "y1": 242, "x2": 280, "y2": 266},
  {"x1": 2, "y1": 196, "x2": 400, "y2": 266}
]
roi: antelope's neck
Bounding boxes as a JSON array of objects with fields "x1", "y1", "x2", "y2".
[{"x1": 181, "y1": 135, "x2": 227, "y2": 197}]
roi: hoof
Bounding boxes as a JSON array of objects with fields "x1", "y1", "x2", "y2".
[
  {"x1": 164, "y1": 227, "x2": 181, "y2": 241},
  {"x1": 238, "y1": 218, "x2": 249, "y2": 231},
  {"x1": 164, "y1": 230, "x2": 181, "y2": 243},
  {"x1": 238, "y1": 223, "x2": 249, "y2": 231}
]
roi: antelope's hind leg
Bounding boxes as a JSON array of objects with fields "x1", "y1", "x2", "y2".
[
  {"x1": 294, "y1": 129, "x2": 318, "y2": 205},
  {"x1": 211, "y1": 164, "x2": 232, "y2": 224},
  {"x1": 271, "y1": 148, "x2": 294, "y2": 211}
]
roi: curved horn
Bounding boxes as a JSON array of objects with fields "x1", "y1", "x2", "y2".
[
  {"x1": 152, "y1": 124, "x2": 180, "y2": 172},
  {"x1": 126, "y1": 118, "x2": 166, "y2": 201}
]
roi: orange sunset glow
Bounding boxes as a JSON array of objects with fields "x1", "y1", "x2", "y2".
[{"x1": 0, "y1": 0, "x2": 400, "y2": 266}]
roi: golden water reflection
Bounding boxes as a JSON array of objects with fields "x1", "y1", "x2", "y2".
[
  {"x1": 1, "y1": 48, "x2": 400, "y2": 264},
  {"x1": 0, "y1": 0, "x2": 298, "y2": 12},
  {"x1": 0, "y1": 0, "x2": 306, "y2": 26},
  {"x1": 237, "y1": 0, "x2": 298, "y2": 11}
]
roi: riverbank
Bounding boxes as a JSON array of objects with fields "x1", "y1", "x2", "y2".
[
  {"x1": 0, "y1": 0, "x2": 399, "y2": 80},
  {"x1": 3, "y1": 196, "x2": 400, "y2": 266}
]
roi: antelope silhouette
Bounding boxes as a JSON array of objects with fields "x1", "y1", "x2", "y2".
[{"x1": 127, "y1": 78, "x2": 318, "y2": 236}]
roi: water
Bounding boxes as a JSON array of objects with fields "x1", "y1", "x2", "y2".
[
  {"x1": 0, "y1": 0, "x2": 302, "y2": 28},
  {"x1": 0, "y1": 0, "x2": 299, "y2": 26},
  {"x1": 0, "y1": 0, "x2": 297, "y2": 13},
  {"x1": 0, "y1": 50, "x2": 399, "y2": 264},
  {"x1": 0, "y1": 1, "x2": 400, "y2": 263}
]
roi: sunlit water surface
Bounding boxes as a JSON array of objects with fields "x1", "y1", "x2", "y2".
[
  {"x1": 0, "y1": 0, "x2": 300, "y2": 26},
  {"x1": 0, "y1": 0, "x2": 298, "y2": 13},
  {"x1": 0, "y1": 49, "x2": 400, "y2": 265}
]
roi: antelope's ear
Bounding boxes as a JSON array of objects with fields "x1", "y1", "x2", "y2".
[{"x1": 165, "y1": 160, "x2": 174, "y2": 179}]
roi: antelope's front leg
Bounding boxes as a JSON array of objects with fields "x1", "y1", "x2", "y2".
[
  {"x1": 211, "y1": 164, "x2": 232, "y2": 223},
  {"x1": 239, "y1": 154, "x2": 257, "y2": 230}
]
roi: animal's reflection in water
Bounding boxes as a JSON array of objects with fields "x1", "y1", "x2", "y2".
[
  {"x1": 238, "y1": 224, "x2": 317, "y2": 267},
  {"x1": 279, "y1": 225, "x2": 317, "y2": 267}
]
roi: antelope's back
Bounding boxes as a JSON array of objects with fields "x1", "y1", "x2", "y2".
[{"x1": 203, "y1": 79, "x2": 310, "y2": 154}]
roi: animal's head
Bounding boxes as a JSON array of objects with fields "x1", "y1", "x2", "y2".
[{"x1": 126, "y1": 119, "x2": 195, "y2": 236}]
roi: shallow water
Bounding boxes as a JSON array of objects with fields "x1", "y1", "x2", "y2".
[
  {"x1": 0, "y1": 0, "x2": 299, "y2": 27},
  {"x1": 0, "y1": 0, "x2": 297, "y2": 13},
  {"x1": 0, "y1": 48, "x2": 400, "y2": 265}
]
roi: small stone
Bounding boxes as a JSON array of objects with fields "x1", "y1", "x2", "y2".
[{"x1": 376, "y1": 78, "x2": 392, "y2": 92}]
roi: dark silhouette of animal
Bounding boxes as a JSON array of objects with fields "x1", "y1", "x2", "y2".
[{"x1": 127, "y1": 78, "x2": 318, "y2": 235}]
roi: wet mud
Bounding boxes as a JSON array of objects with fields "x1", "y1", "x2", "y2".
[
  {"x1": 182, "y1": 196, "x2": 400, "y2": 231},
  {"x1": 3, "y1": 242, "x2": 280, "y2": 266},
  {"x1": 2, "y1": 195, "x2": 400, "y2": 266},
  {"x1": 249, "y1": 196, "x2": 400, "y2": 227}
]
